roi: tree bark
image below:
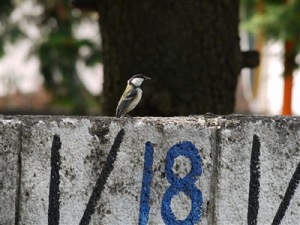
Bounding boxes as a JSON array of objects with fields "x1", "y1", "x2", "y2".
[
  {"x1": 97, "y1": 0, "x2": 242, "y2": 116},
  {"x1": 282, "y1": 40, "x2": 297, "y2": 115}
]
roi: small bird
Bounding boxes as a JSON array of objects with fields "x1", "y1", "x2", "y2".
[{"x1": 115, "y1": 74, "x2": 151, "y2": 118}]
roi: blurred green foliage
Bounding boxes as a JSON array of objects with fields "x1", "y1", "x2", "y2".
[
  {"x1": 241, "y1": 0, "x2": 300, "y2": 52},
  {"x1": 0, "y1": 0, "x2": 101, "y2": 114},
  {"x1": 0, "y1": 0, "x2": 26, "y2": 57}
]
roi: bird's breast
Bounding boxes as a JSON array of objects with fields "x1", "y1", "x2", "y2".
[{"x1": 126, "y1": 88, "x2": 142, "y2": 112}]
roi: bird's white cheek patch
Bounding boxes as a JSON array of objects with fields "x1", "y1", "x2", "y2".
[{"x1": 131, "y1": 78, "x2": 144, "y2": 87}]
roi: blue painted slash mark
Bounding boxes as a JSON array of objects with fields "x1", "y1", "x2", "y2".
[
  {"x1": 161, "y1": 141, "x2": 203, "y2": 225},
  {"x1": 139, "y1": 141, "x2": 154, "y2": 225}
]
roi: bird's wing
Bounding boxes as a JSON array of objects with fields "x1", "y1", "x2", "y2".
[{"x1": 115, "y1": 88, "x2": 138, "y2": 117}]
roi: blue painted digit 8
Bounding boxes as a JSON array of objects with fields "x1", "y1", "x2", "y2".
[{"x1": 161, "y1": 141, "x2": 203, "y2": 225}]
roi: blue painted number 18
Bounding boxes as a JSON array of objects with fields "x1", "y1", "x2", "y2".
[{"x1": 139, "y1": 141, "x2": 203, "y2": 225}]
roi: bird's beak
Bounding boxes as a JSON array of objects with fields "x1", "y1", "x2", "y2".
[{"x1": 144, "y1": 76, "x2": 151, "y2": 80}]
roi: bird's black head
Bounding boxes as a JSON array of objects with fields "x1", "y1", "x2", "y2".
[{"x1": 128, "y1": 74, "x2": 151, "y2": 87}]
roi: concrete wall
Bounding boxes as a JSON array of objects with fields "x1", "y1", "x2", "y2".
[{"x1": 0, "y1": 115, "x2": 300, "y2": 225}]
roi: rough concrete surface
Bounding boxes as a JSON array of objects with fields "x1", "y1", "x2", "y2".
[
  {"x1": 0, "y1": 115, "x2": 300, "y2": 225},
  {"x1": 0, "y1": 119, "x2": 21, "y2": 225},
  {"x1": 216, "y1": 116, "x2": 300, "y2": 225}
]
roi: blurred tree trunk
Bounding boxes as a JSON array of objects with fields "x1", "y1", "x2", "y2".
[
  {"x1": 282, "y1": 40, "x2": 297, "y2": 115},
  {"x1": 76, "y1": 0, "x2": 244, "y2": 116}
]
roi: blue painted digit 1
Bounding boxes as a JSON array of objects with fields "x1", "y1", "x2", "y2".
[
  {"x1": 161, "y1": 141, "x2": 203, "y2": 225},
  {"x1": 139, "y1": 142, "x2": 154, "y2": 225}
]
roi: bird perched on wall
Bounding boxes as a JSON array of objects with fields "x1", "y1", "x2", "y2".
[{"x1": 115, "y1": 74, "x2": 151, "y2": 118}]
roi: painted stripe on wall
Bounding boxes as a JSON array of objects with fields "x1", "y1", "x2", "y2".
[
  {"x1": 48, "y1": 135, "x2": 62, "y2": 225},
  {"x1": 79, "y1": 129, "x2": 125, "y2": 225},
  {"x1": 272, "y1": 161, "x2": 300, "y2": 225},
  {"x1": 247, "y1": 134, "x2": 261, "y2": 225}
]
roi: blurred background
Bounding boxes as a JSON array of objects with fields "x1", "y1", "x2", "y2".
[
  {"x1": 0, "y1": 0, "x2": 299, "y2": 116},
  {"x1": 0, "y1": 0, "x2": 101, "y2": 115}
]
